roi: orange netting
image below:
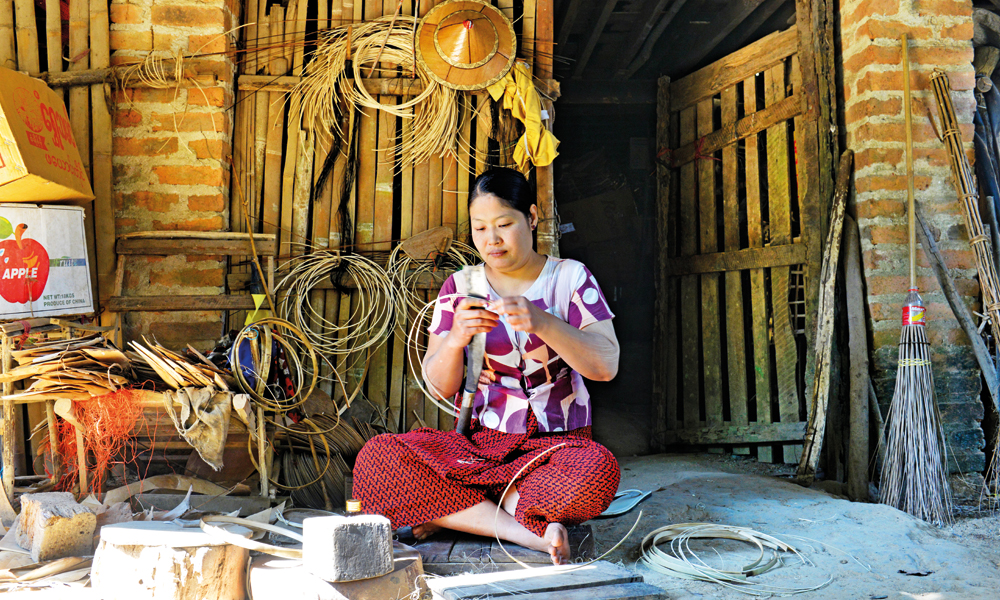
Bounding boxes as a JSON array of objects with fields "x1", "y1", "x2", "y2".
[{"x1": 52, "y1": 388, "x2": 145, "y2": 495}]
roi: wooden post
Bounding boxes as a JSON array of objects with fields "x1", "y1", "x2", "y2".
[
  {"x1": 1, "y1": 334, "x2": 14, "y2": 506},
  {"x1": 844, "y1": 215, "x2": 870, "y2": 501},
  {"x1": 46, "y1": 400, "x2": 60, "y2": 481},
  {"x1": 652, "y1": 76, "x2": 673, "y2": 451},
  {"x1": 535, "y1": 0, "x2": 558, "y2": 258},
  {"x1": 75, "y1": 424, "x2": 87, "y2": 496},
  {"x1": 257, "y1": 405, "x2": 269, "y2": 497},
  {"x1": 91, "y1": 0, "x2": 115, "y2": 317}
]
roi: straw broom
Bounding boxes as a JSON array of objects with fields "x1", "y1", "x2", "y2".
[{"x1": 879, "y1": 34, "x2": 953, "y2": 525}]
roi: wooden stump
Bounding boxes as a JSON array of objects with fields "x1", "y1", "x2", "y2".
[{"x1": 91, "y1": 521, "x2": 250, "y2": 600}]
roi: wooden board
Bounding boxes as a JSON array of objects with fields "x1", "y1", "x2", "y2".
[
  {"x1": 677, "y1": 106, "x2": 699, "y2": 429},
  {"x1": 108, "y1": 296, "x2": 257, "y2": 312},
  {"x1": 721, "y1": 85, "x2": 748, "y2": 454},
  {"x1": 765, "y1": 62, "x2": 802, "y2": 464},
  {"x1": 428, "y1": 560, "x2": 643, "y2": 600},
  {"x1": 744, "y1": 73, "x2": 774, "y2": 463},
  {"x1": 117, "y1": 237, "x2": 278, "y2": 256},
  {"x1": 696, "y1": 99, "x2": 722, "y2": 431}
]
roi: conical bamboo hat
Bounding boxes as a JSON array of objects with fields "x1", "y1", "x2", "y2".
[{"x1": 416, "y1": 0, "x2": 516, "y2": 91}]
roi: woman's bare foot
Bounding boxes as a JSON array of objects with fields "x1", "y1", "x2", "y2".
[
  {"x1": 412, "y1": 522, "x2": 442, "y2": 540},
  {"x1": 542, "y1": 522, "x2": 570, "y2": 565}
]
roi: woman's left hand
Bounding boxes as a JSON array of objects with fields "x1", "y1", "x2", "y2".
[{"x1": 490, "y1": 297, "x2": 551, "y2": 334}]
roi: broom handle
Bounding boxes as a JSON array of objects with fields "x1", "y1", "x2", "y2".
[{"x1": 902, "y1": 33, "x2": 917, "y2": 289}]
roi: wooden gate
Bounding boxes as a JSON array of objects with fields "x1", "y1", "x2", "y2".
[{"x1": 652, "y1": 24, "x2": 829, "y2": 463}]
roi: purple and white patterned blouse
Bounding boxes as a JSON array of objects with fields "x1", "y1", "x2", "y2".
[{"x1": 429, "y1": 257, "x2": 614, "y2": 434}]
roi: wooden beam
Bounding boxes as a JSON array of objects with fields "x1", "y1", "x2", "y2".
[
  {"x1": 667, "y1": 94, "x2": 802, "y2": 167},
  {"x1": 117, "y1": 237, "x2": 278, "y2": 257},
  {"x1": 555, "y1": 0, "x2": 585, "y2": 52},
  {"x1": 228, "y1": 269, "x2": 456, "y2": 292},
  {"x1": 619, "y1": 0, "x2": 690, "y2": 79},
  {"x1": 669, "y1": 26, "x2": 798, "y2": 113},
  {"x1": 663, "y1": 421, "x2": 807, "y2": 445},
  {"x1": 662, "y1": 244, "x2": 806, "y2": 276},
  {"x1": 108, "y1": 296, "x2": 257, "y2": 312},
  {"x1": 653, "y1": 0, "x2": 767, "y2": 77},
  {"x1": 237, "y1": 75, "x2": 560, "y2": 99},
  {"x1": 572, "y1": 0, "x2": 618, "y2": 78},
  {"x1": 33, "y1": 67, "x2": 216, "y2": 88},
  {"x1": 614, "y1": 0, "x2": 673, "y2": 77}
]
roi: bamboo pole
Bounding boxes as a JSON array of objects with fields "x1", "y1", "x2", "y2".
[
  {"x1": 69, "y1": 0, "x2": 91, "y2": 176},
  {"x1": 14, "y1": 0, "x2": 39, "y2": 73},
  {"x1": 0, "y1": 0, "x2": 15, "y2": 69},
  {"x1": 46, "y1": 400, "x2": 60, "y2": 481},
  {"x1": 1, "y1": 335, "x2": 13, "y2": 504},
  {"x1": 91, "y1": 0, "x2": 114, "y2": 315},
  {"x1": 45, "y1": 0, "x2": 62, "y2": 73}
]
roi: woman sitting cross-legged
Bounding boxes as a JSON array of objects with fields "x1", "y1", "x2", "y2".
[{"x1": 353, "y1": 168, "x2": 621, "y2": 565}]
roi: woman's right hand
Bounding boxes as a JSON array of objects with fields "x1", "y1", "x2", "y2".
[{"x1": 445, "y1": 297, "x2": 499, "y2": 348}]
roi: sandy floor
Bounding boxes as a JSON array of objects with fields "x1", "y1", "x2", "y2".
[{"x1": 591, "y1": 453, "x2": 1000, "y2": 599}]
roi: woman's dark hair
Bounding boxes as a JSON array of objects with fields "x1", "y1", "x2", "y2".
[{"x1": 469, "y1": 168, "x2": 535, "y2": 221}]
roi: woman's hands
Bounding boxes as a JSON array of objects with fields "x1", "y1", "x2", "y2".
[
  {"x1": 489, "y1": 297, "x2": 552, "y2": 335},
  {"x1": 444, "y1": 298, "x2": 500, "y2": 349}
]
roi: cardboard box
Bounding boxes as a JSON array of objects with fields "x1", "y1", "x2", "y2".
[
  {"x1": 0, "y1": 204, "x2": 93, "y2": 319},
  {"x1": 0, "y1": 67, "x2": 94, "y2": 202}
]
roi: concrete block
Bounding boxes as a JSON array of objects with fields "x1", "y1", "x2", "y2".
[
  {"x1": 16, "y1": 492, "x2": 96, "y2": 562},
  {"x1": 303, "y1": 514, "x2": 393, "y2": 582}
]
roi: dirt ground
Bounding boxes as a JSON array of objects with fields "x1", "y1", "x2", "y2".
[{"x1": 591, "y1": 453, "x2": 1000, "y2": 599}]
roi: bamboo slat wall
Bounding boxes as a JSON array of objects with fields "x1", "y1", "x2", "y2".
[
  {"x1": 231, "y1": 0, "x2": 556, "y2": 433},
  {"x1": 2, "y1": 0, "x2": 115, "y2": 474}
]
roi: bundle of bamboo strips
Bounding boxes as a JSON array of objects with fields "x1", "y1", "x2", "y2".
[
  {"x1": 293, "y1": 15, "x2": 469, "y2": 167},
  {"x1": 128, "y1": 338, "x2": 235, "y2": 391},
  {"x1": 931, "y1": 69, "x2": 1000, "y2": 342},
  {"x1": 0, "y1": 335, "x2": 131, "y2": 402}
]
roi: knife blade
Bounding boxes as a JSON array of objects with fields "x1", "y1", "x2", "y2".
[{"x1": 455, "y1": 265, "x2": 488, "y2": 437}]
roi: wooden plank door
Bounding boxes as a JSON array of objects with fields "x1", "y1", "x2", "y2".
[{"x1": 653, "y1": 25, "x2": 822, "y2": 463}]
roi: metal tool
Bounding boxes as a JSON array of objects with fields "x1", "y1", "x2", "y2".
[{"x1": 455, "y1": 265, "x2": 488, "y2": 437}]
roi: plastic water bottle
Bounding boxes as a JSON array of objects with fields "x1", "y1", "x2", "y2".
[{"x1": 902, "y1": 287, "x2": 926, "y2": 326}]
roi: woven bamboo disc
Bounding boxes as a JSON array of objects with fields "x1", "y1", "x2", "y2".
[{"x1": 415, "y1": 0, "x2": 516, "y2": 91}]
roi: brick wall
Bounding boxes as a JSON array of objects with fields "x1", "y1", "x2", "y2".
[
  {"x1": 840, "y1": 0, "x2": 984, "y2": 471},
  {"x1": 109, "y1": 0, "x2": 238, "y2": 349}
]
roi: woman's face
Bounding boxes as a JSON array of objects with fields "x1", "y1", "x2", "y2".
[{"x1": 469, "y1": 193, "x2": 538, "y2": 273}]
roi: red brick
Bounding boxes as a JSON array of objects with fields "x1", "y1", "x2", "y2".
[
  {"x1": 154, "y1": 32, "x2": 178, "y2": 52},
  {"x1": 910, "y1": 46, "x2": 974, "y2": 69},
  {"x1": 845, "y1": 97, "x2": 902, "y2": 123},
  {"x1": 116, "y1": 88, "x2": 181, "y2": 105},
  {"x1": 187, "y1": 139, "x2": 229, "y2": 160},
  {"x1": 940, "y1": 22, "x2": 974, "y2": 41},
  {"x1": 915, "y1": 0, "x2": 971, "y2": 18},
  {"x1": 916, "y1": 248, "x2": 978, "y2": 271},
  {"x1": 115, "y1": 137, "x2": 179, "y2": 156},
  {"x1": 866, "y1": 274, "x2": 978, "y2": 297},
  {"x1": 153, "y1": 165, "x2": 225, "y2": 186},
  {"x1": 151, "y1": 112, "x2": 228, "y2": 133},
  {"x1": 186, "y1": 255, "x2": 224, "y2": 262},
  {"x1": 853, "y1": 147, "x2": 903, "y2": 171},
  {"x1": 114, "y1": 109, "x2": 143, "y2": 128},
  {"x1": 110, "y1": 4, "x2": 143, "y2": 24},
  {"x1": 150, "y1": 267, "x2": 225, "y2": 288},
  {"x1": 186, "y1": 59, "x2": 233, "y2": 83},
  {"x1": 856, "y1": 198, "x2": 906, "y2": 220},
  {"x1": 187, "y1": 87, "x2": 226, "y2": 107},
  {"x1": 852, "y1": 121, "x2": 940, "y2": 146},
  {"x1": 869, "y1": 226, "x2": 907, "y2": 245},
  {"x1": 854, "y1": 20, "x2": 930, "y2": 42},
  {"x1": 843, "y1": 45, "x2": 900, "y2": 74},
  {"x1": 152, "y1": 217, "x2": 227, "y2": 231},
  {"x1": 149, "y1": 321, "x2": 224, "y2": 349},
  {"x1": 854, "y1": 174, "x2": 932, "y2": 194},
  {"x1": 110, "y1": 30, "x2": 151, "y2": 51},
  {"x1": 189, "y1": 34, "x2": 228, "y2": 54},
  {"x1": 846, "y1": 0, "x2": 900, "y2": 24},
  {"x1": 114, "y1": 191, "x2": 180, "y2": 212},
  {"x1": 187, "y1": 194, "x2": 226, "y2": 212},
  {"x1": 152, "y1": 5, "x2": 225, "y2": 27}
]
